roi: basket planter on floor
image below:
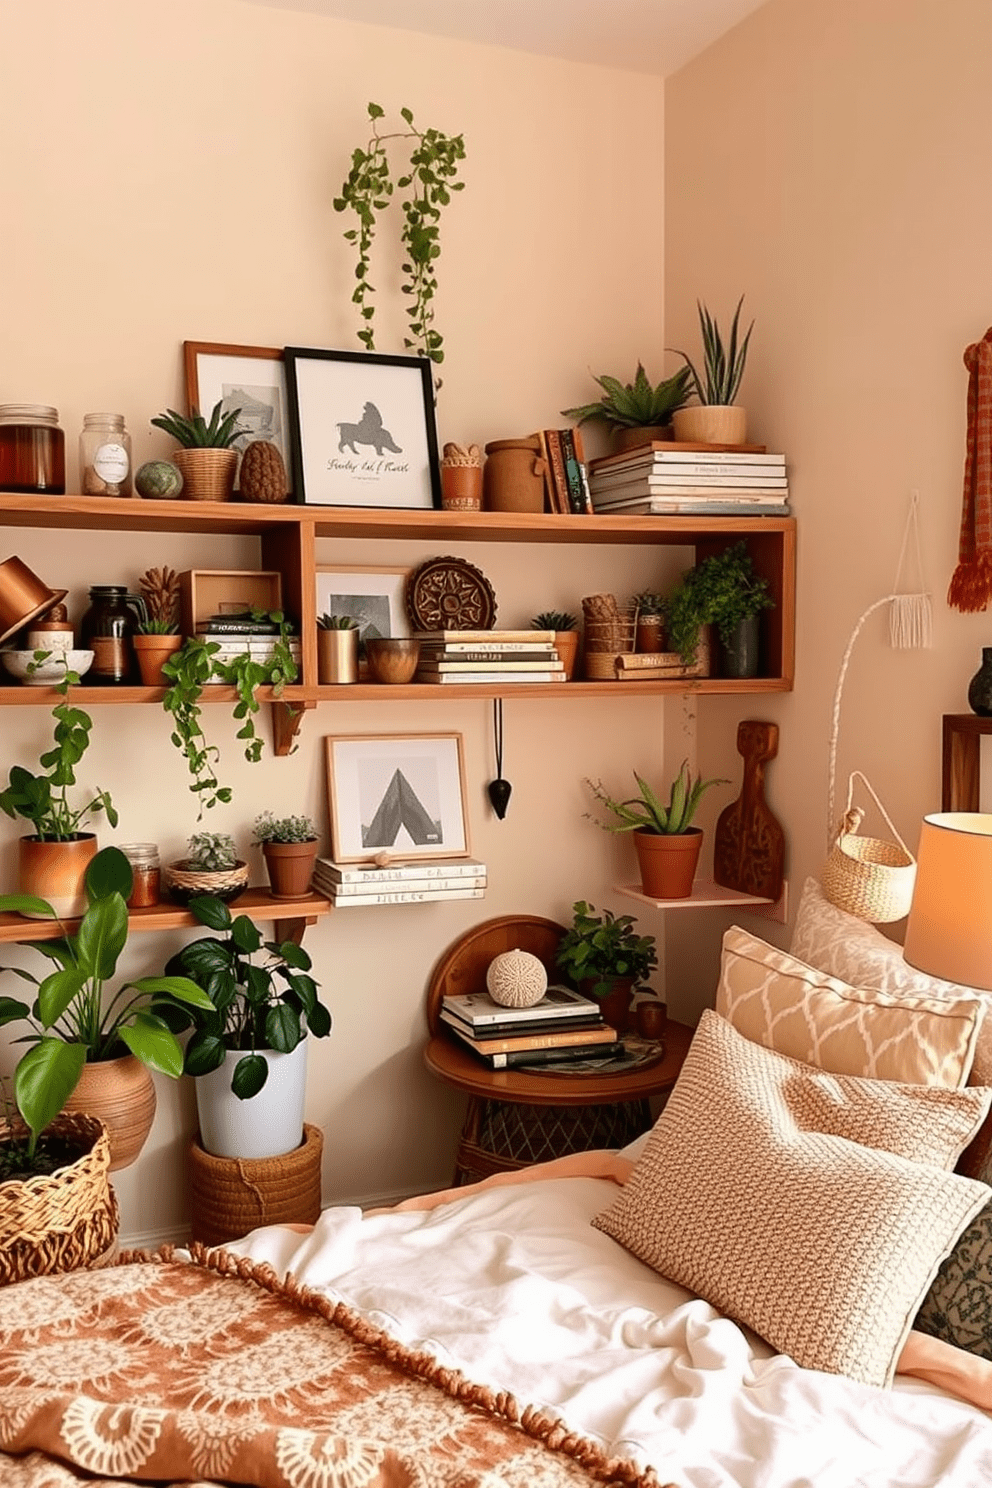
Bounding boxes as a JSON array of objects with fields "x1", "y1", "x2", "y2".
[{"x1": 187, "y1": 1122, "x2": 323, "y2": 1246}]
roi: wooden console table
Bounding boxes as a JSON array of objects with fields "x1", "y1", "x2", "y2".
[{"x1": 942, "y1": 714, "x2": 992, "y2": 811}]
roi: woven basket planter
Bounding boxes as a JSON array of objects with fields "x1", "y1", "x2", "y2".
[
  {"x1": 172, "y1": 448, "x2": 237, "y2": 503},
  {"x1": 188, "y1": 1122, "x2": 323, "y2": 1246},
  {"x1": 0, "y1": 1112, "x2": 119, "y2": 1285},
  {"x1": 163, "y1": 857, "x2": 249, "y2": 906}
]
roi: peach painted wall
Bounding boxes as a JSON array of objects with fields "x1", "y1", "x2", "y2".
[
  {"x1": 664, "y1": 0, "x2": 992, "y2": 1013},
  {"x1": 0, "y1": 0, "x2": 678, "y2": 1241}
]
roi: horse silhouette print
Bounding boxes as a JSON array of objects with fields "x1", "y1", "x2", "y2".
[{"x1": 337, "y1": 402, "x2": 403, "y2": 456}]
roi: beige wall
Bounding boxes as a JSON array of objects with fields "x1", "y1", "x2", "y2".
[
  {"x1": 0, "y1": 0, "x2": 680, "y2": 1241},
  {"x1": 665, "y1": 0, "x2": 992, "y2": 1013}
]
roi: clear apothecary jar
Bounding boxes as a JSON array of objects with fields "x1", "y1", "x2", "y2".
[
  {"x1": 120, "y1": 843, "x2": 161, "y2": 908},
  {"x1": 80, "y1": 412, "x2": 132, "y2": 497},
  {"x1": 0, "y1": 404, "x2": 65, "y2": 494}
]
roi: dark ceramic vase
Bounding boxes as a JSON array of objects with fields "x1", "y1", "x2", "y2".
[
  {"x1": 719, "y1": 613, "x2": 761, "y2": 679},
  {"x1": 968, "y1": 648, "x2": 992, "y2": 716}
]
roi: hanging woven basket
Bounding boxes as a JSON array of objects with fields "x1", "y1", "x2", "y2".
[{"x1": 821, "y1": 771, "x2": 917, "y2": 924}]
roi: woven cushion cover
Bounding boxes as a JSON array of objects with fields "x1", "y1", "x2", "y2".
[
  {"x1": 593, "y1": 1010, "x2": 991, "y2": 1388},
  {"x1": 717, "y1": 923, "x2": 983, "y2": 1088}
]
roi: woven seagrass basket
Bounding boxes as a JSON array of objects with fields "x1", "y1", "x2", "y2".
[
  {"x1": 163, "y1": 857, "x2": 249, "y2": 906},
  {"x1": 188, "y1": 1122, "x2": 324, "y2": 1246},
  {"x1": 582, "y1": 594, "x2": 637, "y2": 681},
  {"x1": 0, "y1": 1112, "x2": 119, "y2": 1285},
  {"x1": 821, "y1": 771, "x2": 917, "y2": 924},
  {"x1": 172, "y1": 447, "x2": 237, "y2": 503}
]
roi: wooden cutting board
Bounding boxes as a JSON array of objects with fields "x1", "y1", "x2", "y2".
[{"x1": 713, "y1": 720, "x2": 785, "y2": 902}]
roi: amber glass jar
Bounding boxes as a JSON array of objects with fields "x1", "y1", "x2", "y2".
[
  {"x1": 120, "y1": 843, "x2": 161, "y2": 908},
  {"x1": 0, "y1": 404, "x2": 65, "y2": 494},
  {"x1": 79, "y1": 585, "x2": 140, "y2": 685}
]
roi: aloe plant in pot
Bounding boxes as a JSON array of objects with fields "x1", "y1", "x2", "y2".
[
  {"x1": 586, "y1": 761, "x2": 729, "y2": 900},
  {"x1": 150, "y1": 400, "x2": 243, "y2": 502},
  {"x1": 562, "y1": 362, "x2": 693, "y2": 454}
]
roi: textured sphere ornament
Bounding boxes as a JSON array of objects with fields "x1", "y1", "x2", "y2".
[{"x1": 486, "y1": 948, "x2": 548, "y2": 1008}]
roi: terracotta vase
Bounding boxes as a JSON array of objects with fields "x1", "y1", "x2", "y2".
[
  {"x1": 262, "y1": 839, "x2": 318, "y2": 899},
  {"x1": 18, "y1": 833, "x2": 98, "y2": 918},
  {"x1": 365, "y1": 637, "x2": 420, "y2": 684},
  {"x1": 483, "y1": 438, "x2": 546, "y2": 513},
  {"x1": 611, "y1": 424, "x2": 672, "y2": 454},
  {"x1": 634, "y1": 826, "x2": 703, "y2": 900},
  {"x1": 553, "y1": 630, "x2": 580, "y2": 681},
  {"x1": 62, "y1": 1054, "x2": 157, "y2": 1172},
  {"x1": 671, "y1": 406, "x2": 747, "y2": 445},
  {"x1": 133, "y1": 633, "x2": 183, "y2": 687},
  {"x1": 440, "y1": 463, "x2": 483, "y2": 511}
]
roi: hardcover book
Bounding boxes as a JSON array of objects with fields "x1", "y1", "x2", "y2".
[
  {"x1": 442, "y1": 985, "x2": 600, "y2": 1027},
  {"x1": 315, "y1": 856, "x2": 487, "y2": 884},
  {"x1": 440, "y1": 1007, "x2": 605, "y2": 1040},
  {"x1": 328, "y1": 886, "x2": 486, "y2": 907},
  {"x1": 470, "y1": 1038, "x2": 626, "y2": 1070},
  {"x1": 444, "y1": 1020, "x2": 617, "y2": 1055}
]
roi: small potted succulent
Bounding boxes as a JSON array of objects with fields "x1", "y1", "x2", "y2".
[
  {"x1": 150, "y1": 399, "x2": 243, "y2": 503},
  {"x1": 133, "y1": 565, "x2": 183, "y2": 686},
  {"x1": 316, "y1": 612, "x2": 359, "y2": 684},
  {"x1": 670, "y1": 296, "x2": 754, "y2": 445},
  {"x1": 252, "y1": 812, "x2": 320, "y2": 900},
  {"x1": 531, "y1": 609, "x2": 580, "y2": 681},
  {"x1": 163, "y1": 830, "x2": 249, "y2": 906},
  {"x1": 586, "y1": 760, "x2": 730, "y2": 899},
  {"x1": 562, "y1": 362, "x2": 694, "y2": 454},
  {"x1": 554, "y1": 900, "x2": 658, "y2": 1032}
]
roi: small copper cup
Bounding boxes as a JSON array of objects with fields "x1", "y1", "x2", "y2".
[{"x1": 635, "y1": 998, "x2": 667, "y2": 1041}]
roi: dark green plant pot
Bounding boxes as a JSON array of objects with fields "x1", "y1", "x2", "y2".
[{"x1": 719, "y1": 614, "x2": 761, "y2": 679}]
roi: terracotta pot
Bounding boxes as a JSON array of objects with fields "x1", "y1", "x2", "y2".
[
  {"x1": 262, "y1": 839, "x2": 318, "y2": 899},
  {"x1": 133, "y1": 632, "x2": 183, "y2": 687},
  {"x1": 483, "y1": 438, "x2": 546, "y2": 513},
  {"x1": 365, "y1": 637, "x2": 420, "y2": 684},
  {"x1": 18, "y1": 833, "x2": 98, "y2": 918},
  {"x1": 634, "y1": 826, "x2": 703, "y2": 900},
  {"x1": 671, "y1": 406, "x2": 747, "y2": 445},
  {"x1": 611, "y1": 424, "x2": 672, "y2": 454},
  {"x1": 172, "y1": 447, "x2": 237, "y2": 503},
  {"x1": 62, "y1": 1054, "x2": 157, "y2": 1172},
  {"x1": 553, "y1": 630, "x2": 580, "y2": 681},
  {"x1": 318, "y1": 627, "x2": 358, "y2": 684},
  {"x1": 581, "y1": 976, "x2": 635, "y2": 1033},
  {"x1": 440, "y1": 464, "x2": 483, "y2": 511}
]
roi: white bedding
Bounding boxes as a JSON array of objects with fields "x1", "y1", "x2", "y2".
[{"x1": 228, "y1": 1171, "x2": 992, "y2": 1488}]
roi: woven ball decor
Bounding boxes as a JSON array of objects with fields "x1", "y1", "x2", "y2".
[
  {"x1": 188, "y1": 1122, "x2": 323, "y2": 1246},
  {"x1": 485, "y1": 948, "x2": 548, "y2": 1007}
]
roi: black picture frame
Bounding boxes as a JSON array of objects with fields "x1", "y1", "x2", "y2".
[{"x1": 285, "y1": 347, "x2": 442, "y2": 510}]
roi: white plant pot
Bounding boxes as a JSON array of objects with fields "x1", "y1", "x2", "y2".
[{"x1": 194, "y1": 1040, "x2": 308, "y2": 1160}]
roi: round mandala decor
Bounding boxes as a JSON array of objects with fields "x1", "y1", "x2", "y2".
[{"x1": 406, "y1": 555, "x2": 497, "y2": 632}]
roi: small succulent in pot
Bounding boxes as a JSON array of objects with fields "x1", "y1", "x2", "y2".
[
  {"x1": 561, "y1": 363, "x2": 693, "y2": 433},
  {"x1": 252, "y1": 813, "x2": 318, "y2": 845},
  {"x1": 531, "y1": 610, "x2": 578, "y2": 632},
  {"x1": 150, "y1": 401, "x2": 243, "y2": 450},
  {"x1": 186, "y1": 832, "x2": 238, "y2": 870},
  {"x1": 317, "y1": 613, "x2": 359, "y2": 630},
  {"x1": 586, "y1": 761, "x2": 728, "y2": 836},
  {"x1": 164, "y1": 831, "x2": 248, "y2": 906}
]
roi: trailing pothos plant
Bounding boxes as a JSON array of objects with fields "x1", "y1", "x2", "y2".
[{"x1": 333, "y1": 101, "x2": 466, "y2": 370}]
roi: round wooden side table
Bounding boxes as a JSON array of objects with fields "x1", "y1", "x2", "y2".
[{"x1": 422, "y1": 914, "x2": 694, "y2": 1185}]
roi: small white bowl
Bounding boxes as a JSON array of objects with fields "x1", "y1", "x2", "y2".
[{"x1": 0, "y1": 649, "x2": 94, "y2": 685}]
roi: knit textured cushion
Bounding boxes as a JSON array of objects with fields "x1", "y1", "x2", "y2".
[
  {"x1": 916, "y1": 1193, "x2": 992, "y2": 1360},
  {"x1": 593, "y1": 1010, "x2": 991, "y2": 1388},
  {"x1": 717, "y1": 923, "x2": 983, "y2": 1089}
]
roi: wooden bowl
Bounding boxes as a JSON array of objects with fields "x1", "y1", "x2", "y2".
[{"x1": 365, "y1": 637, "x2": 420, "y2": 684}]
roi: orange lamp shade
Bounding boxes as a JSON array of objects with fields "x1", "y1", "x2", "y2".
[{"x1": 903, "y1": 812, "x2": 992, "y2": 990}]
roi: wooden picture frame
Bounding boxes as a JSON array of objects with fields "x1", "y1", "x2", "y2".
[
  {"x1": 183, "y1": 342, "x2": 290, "y2": 492},
  {"x1": 315, "y1": 565, "x2": 411, "y2": 646},
  {"x1": 325, "y1": 733, "x2": 469, "y2": 864},
  {"x1": 285, "y1": 346, "x2": 441, "y2": 510}
]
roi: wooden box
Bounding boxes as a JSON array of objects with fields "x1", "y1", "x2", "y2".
[{"x1": 179, "y1": 569, "x2": 283, "y2": 636}]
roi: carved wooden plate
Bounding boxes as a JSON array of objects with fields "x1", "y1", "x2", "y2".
[{"x1": 406, "y1": 555, "x2": 498, "y2": 632}]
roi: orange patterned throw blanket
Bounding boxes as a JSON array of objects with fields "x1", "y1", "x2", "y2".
[{"x1": 0, "y1": 1246, "x2": 672, "y2": 1488}]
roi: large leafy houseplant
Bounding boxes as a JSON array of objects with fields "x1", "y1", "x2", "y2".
[
  {"x1": 562, "y1": 363, "x2": 693, "y2": 432},
  {"x1": 664, "y1": 540, "x2": 774, "y2": 665},
  {"x1": 0, "y1": 847, "x2": 212, "y2": 1161},
  {"x1": 554, "y1": 900, "x2": 658, "y2": 1001}
]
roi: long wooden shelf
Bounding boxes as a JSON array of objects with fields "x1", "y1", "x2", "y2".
[{"x1": 0, "y1": 887, "x2": 331, "y2": 946}]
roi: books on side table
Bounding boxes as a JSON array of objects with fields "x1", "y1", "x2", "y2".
[
  {"x1": 440, "y1": 984, "x2": 620, "y2": 1068},
  {"x1": 413, "y1": 630, "x2": 565, "y2": 684},
  {"x1": 313, "y1": 856, "x2": 487, "y2": 907},
  {"x1": 588, "y1": 442, "x2": 791, "y2": 517}
]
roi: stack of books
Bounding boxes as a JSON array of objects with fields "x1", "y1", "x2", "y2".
[
  {"x1": 588, "y1": 443, "x2": 790, "y2": 516},
  {"x1": 440, "y1": 984, "x2": 621, "y2": 1068},
  {"x1": 312, "y1": 855, "x2": 487, "y2": 907},
  {"x1": 413, "y1": 630, "x2": 565, "y2": 684},
  {"x1": 197, "y1": 611, "x2": 301, "y2": 677}
]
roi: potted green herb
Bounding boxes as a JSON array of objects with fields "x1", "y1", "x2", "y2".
[
  {"x1": 317, "y1": 612, "x2": 359, "y2": 685},
  {"x1": 670, "y1": 296, "x2": 754, "y2": 445},
  {"x1": 586, "y1": 761, "x2": 729, "y2": 899},
  {"x1": 664, "y1": 540, "x2": 774, "y2": 675},
  {"x1": 163, "y1": 831, "x2": 248, "y2": 906},
  {"x1": 150, "y1": 399, "x2": 243, "y2": 502},
  {"x1": 531, "y1": 609, "x2": 580, "y2": 681},
  {"x1": 252, "y1": 812, "x2": 319, "y2": 900},
  {"x1": 0, "y1": 846, "x2": 213, "y2": 1171},
  {"x1": 554, "y1": 900, "x2": 658, "y2": 1031},
  {"x1": 563, "y1": 363, "x2": 694, "y2": 454},
  {"x1": 155, "y1": 894, "x2": 332, "y2": 1160}
]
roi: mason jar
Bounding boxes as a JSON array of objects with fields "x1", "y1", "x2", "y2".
[
  {"x1": 120, "y1": 843, "x2": 161, "y2": 908},
  {"x1": 79, "y1": 412, "x2": 132, "y2": 497},
  {"x1": 0, "y1": 404, "x2": 65, "y2": 494}
]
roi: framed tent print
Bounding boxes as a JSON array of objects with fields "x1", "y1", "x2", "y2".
[
  {"x1": 285, "y1": 346, "x2": 442, "y2": 509},
  {"x1": 325, "y1": 733, "x2": 469, "y2": 863}
]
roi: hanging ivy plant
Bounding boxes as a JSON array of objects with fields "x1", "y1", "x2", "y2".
[{"x1": 333, "y1": 102, "x2": 466, "y2": 369}]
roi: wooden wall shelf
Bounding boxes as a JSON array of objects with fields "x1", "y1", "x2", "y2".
[{"x1": 0, "y1": 887, "x2": 331, "y2": 947}]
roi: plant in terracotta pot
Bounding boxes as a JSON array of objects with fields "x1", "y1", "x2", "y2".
[
  {"x1": 252, "y1": 812, "x2": 319, "y2": 900},
  {"x1": 531, "y1": 609, "x2": 580, "y2": 681},
  {"x1": 163, "y1": 831, "x2": 249, "y2": 907},
  {"x1": 664, "y1": 540, "x2": 774, "y2": 674},
  {"x1": 562, "y1": 363, "x2": 693, "y2": 453},
  {"x1": 0, "y1": 846, "x2": 213, "y2": 1172},
  {"x1": 669, "y1": 296, "x2": 754, "y2": 444},
  {"x1": 554, "y1": 900, "x2": 658, "y2": 1031},
  {"x1": 632, "y1": 591, "x2": 666, "y2": 654},
  {"x1": 0, "y1": 670, "x2": 117, "y2": 917},
  {"x1": 586, "y1": 761, "x2": 729, "y2": 900},
  {"x1": 133, "y1": 565, "x2": 183, "y2": 686},
  {"x1": 150, "y1": 400, "x2": 243, "y2": 503},
  {"x1": 154, "y1": 894, "x2": 332, "y2": 1160}
]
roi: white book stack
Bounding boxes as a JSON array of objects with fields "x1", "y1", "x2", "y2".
[
  {"x1": 313, "y1": 855, "x2": 488, "y2": 907},
  {"x1": 588, "y1": 443, "x2": 791, "y2": 516},
  {"x1": 413, "y1": 630, "x2": 565, "y2": 684}
]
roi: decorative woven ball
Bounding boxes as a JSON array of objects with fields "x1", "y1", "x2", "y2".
[{"x1": 486, "y1": 949, "x2": 548, "y2": 1008}]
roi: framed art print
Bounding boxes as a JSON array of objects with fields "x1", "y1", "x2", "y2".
[
  {"x1": 183, "y1": 342, "x2": 291, "y2": 491},
  {"x1": 315, "y1": 565, "x2": 411, "y2": 646},
  {"x1": 285, "y1": 347, "x2": 441, "y2": 509},
  {"x1": 325, "y1": 733, "x2": 469, "y2": 863}
]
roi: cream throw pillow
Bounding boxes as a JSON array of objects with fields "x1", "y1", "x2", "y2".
[
  {"x1": 716, "y1": 924, "x2": 983, "y2": 1090},
  {"x1": 593, "y1": 1010, "x2": 992, "y2": 1388}
]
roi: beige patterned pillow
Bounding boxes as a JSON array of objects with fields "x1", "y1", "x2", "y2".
[
  {"x1": 790, "y1": 876, "x2": 992, "y2": 1084},
  {"x1": 716, "y1": 924, "x2": 983, "y2": 1090},
  {"x1": 593, "y1": 1010, "x2": 992, "y2": 1388}
]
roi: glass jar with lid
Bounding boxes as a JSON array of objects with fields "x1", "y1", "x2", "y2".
[
  {"x1": 0, "y1": 404, "x2": 65, "y2": 494},
  {"x1": 79, "y1": 585, "x2": 143, "y2": 685},
  {"x1": 119, "y1": 843, "x2": 161, "y2": 908},
  {"x1": 79, "y1": 412, "x2": 132, "y2": 497}
]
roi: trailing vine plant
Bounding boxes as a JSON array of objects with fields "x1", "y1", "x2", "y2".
[{"x1": 333, "y1": 102, "x2": 466, "y2": 371}]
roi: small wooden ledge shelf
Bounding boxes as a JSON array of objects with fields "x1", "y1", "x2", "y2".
[
  {"x1": 0, "y1": 887, "x2": 332, "y2": 947},
  {"x1": 615, "y1": 878, "x2": 788, "y2": 923}
]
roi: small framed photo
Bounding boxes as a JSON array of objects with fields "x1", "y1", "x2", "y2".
[
  {"x1": 285, "y1": 346, "x2": 441, "y2": 509},
  {"x1": 325, "y1": 733, "x2": 469, "y2": 863},
  {"x1": 315, "y1": 565, "x2": 411, "y2": 648},
  {"x1": 184, "y1": 342, "x2": 291, "y2": 491}
]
